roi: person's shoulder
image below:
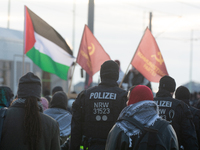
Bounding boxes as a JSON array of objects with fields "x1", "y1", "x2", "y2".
[
  {"x1": 109, "y1": 123, "x2": 124, "y2": 136},
  {"x1": 43, "y1": 108, "x2": 51, "y2": 114},
  {"x1": 76, "y1": 89, "x2": 87, "y2": 98},
  {"x1": 111, "y1": 87, "x2": 127, "y2": 96}
]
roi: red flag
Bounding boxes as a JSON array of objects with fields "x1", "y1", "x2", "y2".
[
  {"x1": 77, "y1": 25, "x2": 111, "y2": 86},
  {"x1": 131, "y1": 27, "x2": 168, "y2": 82}
]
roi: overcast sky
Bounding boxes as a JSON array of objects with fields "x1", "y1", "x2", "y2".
[{"x1": 1, "y1": 0, "x2": 200, "y2": 92}]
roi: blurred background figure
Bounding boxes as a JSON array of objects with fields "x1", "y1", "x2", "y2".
[
  {"x1": 114, "y1": 60, "x2": 125, "y2": 87},
  {"x1": 175, "y1": 86, "x2": 200, "y2": 148},
  {"x1": 44, "y1": 91, "x2": 72, "y2": 145},
  {"x1": 0, "y1": 86, "x2": 14, "y2": 108},
  {"x1": 40, "y1": 97, "x2": 49, "y2": 111},
  {"x1": 194, "y1": 92, "x2": 200, "y2": 109},
  {"x1": 43, "y1": 89, "x2": 51, "y2": 105},
  {"x1": 52, "y1": 86, "x2": 63, "y2": 96},
  {"x1": 123, "y1": 67, "x2": 151, "y2": 90}
]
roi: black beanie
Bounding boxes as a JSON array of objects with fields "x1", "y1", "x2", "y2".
[
  {"x1": 159, "y1": 75, "x2": 176, "y2": 92},
  {"x1": 52, "y1": 86, "x2": 63, "y2": 95},
  {"x1": 100, "y1": 60, "x2": 119, "y2": 81},
  {"x1": 175, "y1": 86, "x2": 190, "y2": 100},
  {"x1": 50, "y1": 91, "x2": 68, "y2": 110},
  {"x1": 17, "y1": 72, "x2": 41, "y2": 99}
]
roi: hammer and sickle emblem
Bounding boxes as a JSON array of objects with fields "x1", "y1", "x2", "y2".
[
  {"x1": 88, "y1": 43, "x2": 95, "y2": 55},
  {"x1": 151, "y1": 52, "x2": 164, "y2": 65}
]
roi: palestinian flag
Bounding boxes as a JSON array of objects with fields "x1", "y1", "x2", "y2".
[{"x1": 24, "y1": 6, "x2": 75, "y2": 80}]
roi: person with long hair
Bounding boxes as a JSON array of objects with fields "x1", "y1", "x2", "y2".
[{"x1": 0, "y1": 72, "x2": 60, "y2": 150}]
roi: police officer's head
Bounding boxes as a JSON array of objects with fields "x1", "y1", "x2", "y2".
[
  {"x1": 175, "y1": 86, "x2": 190, "y2": 101},
  {"x1": 100, "y1": 60, "x2": 119, "y2": 81},
  {"x1": 159, "y1": 75, "x2": 176, "y2": 94}
]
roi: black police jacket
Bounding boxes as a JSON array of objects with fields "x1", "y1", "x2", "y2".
[
  {"x1": 182, "y1": 99, "x2": 200, "y2": 150},
  {"x1": 69, "y1": 79, "x2": 127, "y2": 150},
  {"x1": 154, "y1": 89, "x2": 199, "y2": 150},
  {"x1": 190, "y1": 106, "x2": 200, "y2": 149}
]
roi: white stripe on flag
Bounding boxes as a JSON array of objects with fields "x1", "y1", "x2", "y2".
[{"x1": 34, "y1": 32, "x2": 75, "y2": 66}]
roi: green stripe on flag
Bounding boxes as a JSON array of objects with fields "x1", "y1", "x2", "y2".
[{"x1": 26, "y1": 47, "x2": 70, "y2": 80}]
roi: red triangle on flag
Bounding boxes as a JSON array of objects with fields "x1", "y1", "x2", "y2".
[{"x1": 24, "y1": 6, "x2": 35, "y2": 54}]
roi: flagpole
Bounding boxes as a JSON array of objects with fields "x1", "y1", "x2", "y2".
[
  {"x1": 119, "y1": 27, "x2": 148, "y2": 88},
  {"x1": 22, "y1": 6, "x2": 26, "y2": 75},
  {"x1": 67, "y1": 62, "x2": 76, "y2": 96}
]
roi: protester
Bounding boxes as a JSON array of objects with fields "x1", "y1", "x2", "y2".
[
  {"x1": 0, "y1": 72, "x2": 60, "y2": 150},
  {"x1": 123, "y1": 66, "x2": 151, "y2": 90},
  {"x1": 0, "y1": 86, "x2": 14, "y2": 108},
  {"x1": 44, "y1": 91, "x2": 72, "y2": 145},
  {"x1": 52, "y1": 86, "x2": 63, "y2": 96},
  {"x1": 40, "y1": 97, "x2": 49, "y2": 111},
  {"x1": 114, "y1": 60, "x2": 125, "y2": 87},
  {"x1": 154, "y1": 75, "x2": 198, "y2": 150},
  {"x1": 194, "y1": 92, "x2": 200, "y2": 109},
  {"x1": 175, "y1": 86, "x2": 200, "y2": 149},
  {"x1": 69, "y1": 60, "x2": 127, "y2": 150},
  {"x1": 43, "y1": 89, "x2": 52, "y2": 104},
  {"x1": 105, "y1": 85, "x2": 178, "y2": 150}
]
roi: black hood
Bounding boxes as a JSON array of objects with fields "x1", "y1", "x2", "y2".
[
  {"x1": 100, "y1": 60, "x2": 119, "y2": 81},
  {"x1": 50, "y1": 91, "x2": 68, "y2": 110}
]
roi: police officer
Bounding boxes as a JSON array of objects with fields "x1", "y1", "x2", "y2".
[
  {"x1": 175, "y1": 86, "x2": 200, "y2": 149},
  {"x1": 154, "y1": 75, "x2": 198, "y2": 150},
  {"x1": 69, "y1": 60, "x2": 127, "y2": 150}
]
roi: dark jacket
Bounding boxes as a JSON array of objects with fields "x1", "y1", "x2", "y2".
[
  {"x1": 0, "y1": 102, "x2": 60, "y2": 150},
  {"x1": 105, "y1": 121, "x2": 178, "y2": 150},
  {"x1": 69, "y1": 79, "x2": 127, "y2": 150},
  {"x1": 44, "y1": 91, "x2": 72, "y2": 144},
  {"x1": 124, "y1": 71, "x2": 151, "y2": 90},
  {"x1": 154, "y1": 89, "x2": 199, "y2": 150},
  {"x1": 181, "y1": 99, "x2": 200, "y2": 150}
]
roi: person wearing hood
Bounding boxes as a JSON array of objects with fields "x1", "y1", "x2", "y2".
[
  {"x1": 52, "y1": 86, "x2": 63, "y2": 96},
  {"x1": 154, "y1": 75, "x2": 198, "y2": 150},
  {"x1": 44, "y1": 91, "x2": 72, "y2": 145},
  {"x1": 175, "y1": 86, "x2": 200, "y2": 149},
  {"x1": 0, "y1": 72, "x2": 60, "y2": 150},
  {"x1": 0, "y1": 86, "x2": 14, "y2": 108},
  {"x1": 105, "y1": 85, "x2": 178, "y2": 150},
  {"x1": 69, "y1": 60, "x2": 127, "y2": 150}
]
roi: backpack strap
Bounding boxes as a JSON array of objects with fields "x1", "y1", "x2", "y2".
[
  {"x1": 0, "y1": 107, "x2": 7, "y2": 142},
  {"x1": 147, "y1": 119, "x2": 169, "y2": 150}
]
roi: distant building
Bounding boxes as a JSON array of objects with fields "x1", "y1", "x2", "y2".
[{"x1": 0, "y1": 27, "x2": 71, "y2": 96}]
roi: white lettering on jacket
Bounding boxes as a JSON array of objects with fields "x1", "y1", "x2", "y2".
[
  {"x1": 89, "y1": 92, "x2": 117, "y2": 100},
  {"x1": 155, "y1": 100, "x2": 172, "y2": 107}
]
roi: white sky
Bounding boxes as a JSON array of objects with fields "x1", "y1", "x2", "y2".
[{"x1": 1, "y1": 0, "x2": 200, "y2": 92}]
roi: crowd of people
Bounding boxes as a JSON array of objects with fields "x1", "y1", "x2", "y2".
[{"x1": 0, "y1": 60, "x2": 200, "y2": 150}]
